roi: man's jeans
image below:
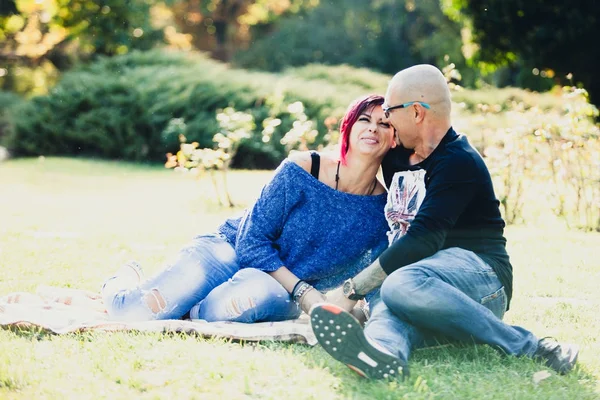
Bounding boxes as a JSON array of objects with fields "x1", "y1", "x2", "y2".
[
  {"x1": 101, "y1": 234, "x2": 301, "y2": 322},
  {"x1": 364, "y1": 247, "x2": 539, "y2": 361}
]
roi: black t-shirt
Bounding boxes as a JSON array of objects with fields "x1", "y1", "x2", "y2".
[{"x1": 380, "y1": 127, "x2": 513, "y2": 306}]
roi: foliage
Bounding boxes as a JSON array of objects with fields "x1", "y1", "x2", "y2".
[
  {"x1": 167, "y1": 0, "x2": 316, "y2": 61},
  {"x1": 6, "y1": 50, "x2": 370, "y2": 166},
  {"x1": 165, "y1": 108, "x2": 255, "y2": 207},
  {"x1": 0, "y1": 90, "x2": 22, "y2": 145},
  {"x1": 235, "y1": 0, "x2": 468, "y2": 78},
  {"x1": 470, "y1": 87, "x2": 600, "y2": 230},
  {"x1": 0, "y1": 0, "x2": 166, "y2": 96},
  {"x1": 5, "y1": 49, "x2": 591, "y2": 170},
  {"x1": 445, "y1": 0, "x2": 600, "y2": 105},
  {"x1": 0, "y1": 0, "x2": 163, "y2": 58},
  {"x1": 7, "y1": 72, "x2": 156, "y2": 160},
  {"x1": 55, "y1": 0, "x2": 163, "y2": 57},
  {"x1": 166, "y1": 102, "x2": 320, "y2": 206},
  {"x1": 537, "y1": 88, "x2": 600, "y2": 230},
  {"x1": 283, "y1": 64, "x2": 389, "y2": 91}
]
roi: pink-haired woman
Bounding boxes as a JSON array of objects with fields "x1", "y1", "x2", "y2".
[{"x1": 102, "y1": 94, "x2": 396, "y2": 323}]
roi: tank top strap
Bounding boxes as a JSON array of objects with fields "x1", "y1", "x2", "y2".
[{"x1": 309, "y1": 151, "x2": 320, "y2": 179}]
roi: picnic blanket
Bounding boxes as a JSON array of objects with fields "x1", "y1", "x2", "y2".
[{"x1": 0, "y1": 285, "x2": 317, "y2": 345}]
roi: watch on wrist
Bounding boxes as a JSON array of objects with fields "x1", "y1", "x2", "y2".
[{"x1": 342, "y1": 278, "x2": 365, "y2": 301}]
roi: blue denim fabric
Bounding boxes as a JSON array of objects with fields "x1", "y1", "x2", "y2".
[
  {"x1": 102, "y1": 234, "x2": 239, "y2": 321},
  {"x1": 194, "y1": 268, "x2": 301, "y2": 322},
  {"x1": 102, "y1": 234, "x2": 301, "y2": 322},
  {"x1": 364, "y1": 247, "x2": 538, "y2": 361}
]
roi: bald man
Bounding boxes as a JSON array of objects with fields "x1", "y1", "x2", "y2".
[{"x1": 310, "y1": 65, "x2": 579, "y2": 379}]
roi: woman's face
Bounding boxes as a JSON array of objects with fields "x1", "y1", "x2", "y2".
[{"x1": 347, "y1": 105, "x2": 395, "y2": 160}]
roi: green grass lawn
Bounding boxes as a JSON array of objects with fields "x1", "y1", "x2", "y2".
[{"x1": 1, "y1": 157, "x2": 599, "y2": 399}]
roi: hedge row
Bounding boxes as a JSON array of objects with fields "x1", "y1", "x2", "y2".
[{"x1": 6, "y1": 50, "x2": 382, "y2": 168}]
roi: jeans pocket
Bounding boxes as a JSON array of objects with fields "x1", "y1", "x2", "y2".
[{"x1": 480, "y1": 286, "x2": 507, "y2": 319}]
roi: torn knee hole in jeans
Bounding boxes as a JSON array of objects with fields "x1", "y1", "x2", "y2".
[
  {"x1": 227, "y1": 297, "x2": 256, "y2": 317},
  {"x1": 144, "y1": 289, "x2": 167, "y2": 313}
]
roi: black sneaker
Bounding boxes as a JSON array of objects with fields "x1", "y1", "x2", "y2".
[
  {"x1": 310, "y1": 303, "x2": 409, "y2": 380},
  {"x1": 533, "y1": 337, "x2": 579, "y2": 374}
]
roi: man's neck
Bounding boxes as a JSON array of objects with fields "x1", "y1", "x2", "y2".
[{"x1": 413, "y1": 124, "x2": 451, "y2": 162}]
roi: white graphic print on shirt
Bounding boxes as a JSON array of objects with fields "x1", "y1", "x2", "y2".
[{"x1": 385, "y1": 169, "x2": 427, "y2": 245}]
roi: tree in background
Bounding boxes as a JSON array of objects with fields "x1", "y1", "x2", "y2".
[
  {"x1": 235, "y1": 0, "x2": 469, "y2": 81},
  {"x1": 2, "y1": 0, "x2": 597, "y2": 101},
  {"x1": 167, "y1": 0, "x2": 317, "y2": 61},
  {"x1": 1, "y1": 0, "x2": 162, "y2": 59},
  {"x1": 0, "y1": 0, "x2": 164, "y2": 94},
  {"x1": 444, "y1": 0, "x2": 600, "y2": 105},
  {"x1": 0, "y1": 0, "x2": 318, "y2": 94}
]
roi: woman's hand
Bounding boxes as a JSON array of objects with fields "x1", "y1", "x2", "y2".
[
  {"x1": 299, "y1": 288, "x2": 327, "y2": 314},
  {"x1": 325, "y1": 286, "x2": 357, "y2": 312},
  {"x1": 349, "y1": 303, "x2": 369, "y2": 327}
]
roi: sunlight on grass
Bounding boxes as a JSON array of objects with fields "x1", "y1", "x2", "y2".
[{"x1": 1, "y1": 158, "x2": 599, "y2": 399}]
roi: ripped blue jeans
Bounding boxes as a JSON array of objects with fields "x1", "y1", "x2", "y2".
[{"x1": 101, "y1": 234, "x2": 301, "y2": 322}]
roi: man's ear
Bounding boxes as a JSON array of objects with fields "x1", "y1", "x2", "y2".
[{"x1": 414, "y1": 104, "x2": 426, "y2": 123}]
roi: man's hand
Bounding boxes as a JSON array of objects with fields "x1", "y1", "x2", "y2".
[
  {"x1": 353, "y1": 258, "x2": 388, "y2": 296},
  {"x1": 299, "y1": 288, "x2": 327, "y2": 314}
]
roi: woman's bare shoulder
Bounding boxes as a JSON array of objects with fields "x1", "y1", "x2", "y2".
[
  {"x1": 287, "y1": 151, "x2": 313, "y2": 173},
  {"x1": 288, "y1": 150, "x2": 339, "y2": 175}
]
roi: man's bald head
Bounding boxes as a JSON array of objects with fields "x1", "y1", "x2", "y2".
[{"x1": 386, "y1": 64, "x2": 451, "y2": 120}]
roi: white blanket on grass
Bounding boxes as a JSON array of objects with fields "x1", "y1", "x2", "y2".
[{"x1": 0, "y1": 286, "x2": 316, "y2": 345}]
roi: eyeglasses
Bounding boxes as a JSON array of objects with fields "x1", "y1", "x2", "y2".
[{"x1": 383, "y1": 101, "x2": 431, "y2": 118}]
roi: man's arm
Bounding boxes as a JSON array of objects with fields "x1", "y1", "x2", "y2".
[{"x1": 352, "y1": 258, "x2": 388, "y2": 296}]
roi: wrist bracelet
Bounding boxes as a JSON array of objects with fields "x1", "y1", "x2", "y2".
[
  {"x1": 292, "y1": 281, "x2": 313, "y2": 304},
  {"x1": 291, "y1": 280, "x2": 305, "y2": 297}
]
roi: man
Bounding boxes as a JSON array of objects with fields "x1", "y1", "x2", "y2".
[{"x1": 311, "y1": 64, "x2": 579, "y2": 379}]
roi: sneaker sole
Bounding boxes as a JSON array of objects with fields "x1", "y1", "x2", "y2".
[{"x1": 310, "y1": 303, "x2": 409, "y2": 380}]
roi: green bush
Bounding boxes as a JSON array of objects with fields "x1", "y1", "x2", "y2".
[
  {"x1": 9, "y1": 74, "x2": 155, "y2": 160},
  {"x1": 285, "y1": 64, "x2": 389, "y2": 92},
  {"x1": 8, "y1": 49, "x2": 378, "y2": 167}
]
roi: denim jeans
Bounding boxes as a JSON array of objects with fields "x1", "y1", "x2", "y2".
[
  {"x1": 102, "y1": 234, "x2": 301, "y2": 322},
  {"x1": 364, "y1": 247, "x2": 539, "y2": 361}
]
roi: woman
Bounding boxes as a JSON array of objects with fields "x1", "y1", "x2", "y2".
[{"x1": 102, "y1": 94, "x2": 396, "y2": 322}]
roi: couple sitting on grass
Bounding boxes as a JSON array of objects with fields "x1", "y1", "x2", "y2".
[{"x1": 101, "y1": 64, "x2": 578, "y2": 379}]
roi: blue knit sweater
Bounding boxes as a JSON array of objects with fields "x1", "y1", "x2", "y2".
[{"x1": 218, "y1": 159, "x2": 389, "y2": 292}]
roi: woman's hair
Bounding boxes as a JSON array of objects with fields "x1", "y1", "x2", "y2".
[{"x1": 338, "y1": 94, "x2": 385, "y2": 165}]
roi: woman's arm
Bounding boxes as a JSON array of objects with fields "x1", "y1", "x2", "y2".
[
  {"x1": 267, "y1": 266, "x2": 300, "y2": 293},
  {"x1": 234, "y1": 161, "x2": 292, "y2": 273},
  {"x1": 268, "y1": 266, "x2": 326, "y2": 313}
]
